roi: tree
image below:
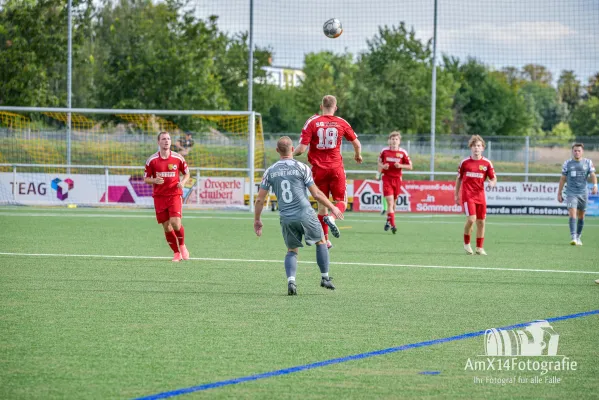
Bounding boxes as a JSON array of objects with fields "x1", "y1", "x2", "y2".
[
  {"x1": 585, "y1": 72, "x2": 599, "y2": 99},
  {"x1": 295, "y1": 51, "x2": 356, "y2": 119},
  {"x1": 569, "y1": 97, "x2": 599, "y2": 137},
  {"x1": 0, "y1": 0, "x2": 93, "y2": 106},
  {"x1": 93, "y1": 0, "x2": 228, "y2": 110},
  {"x1": 557, "y1": 70, "x2": 581, "y2": 111},
  {"x1": 519, "y1": 82, "x2": 567, "y2": 132},
  {"x1": 449, "y1": 59, "x2": 534, "y2": 136},
  {"x1": 347, "y1": 24, "x2": 455, "y2": 134},
  {"x1": 521, "y1": 64, "x2": 553, "y2": 86}
]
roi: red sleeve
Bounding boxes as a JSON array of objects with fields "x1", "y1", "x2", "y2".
[
  {"x1": 457, "y1": 160, "x2": 465, "y2": 178},
  {"x1": 378, "y1": 149, "x2": 385, "y2": 163},
  {"x1": 180, "y1": 157, "x2": 189, "y2": 175},
  {"x1": 342, "y1": 120, "x2": 357, "y2": 142},
  {"x1": 144, "y1": 160, "x2": 154, "y2": 179},
  {"x1": 300, "y1": 116, "x2": 317, "y2": 145},
  {"x1": 402, "y1": 151, "x2": 411, "y2": 165},
  {"x1": 487, "y1": 161, "x2": 495, "y2": 180}
]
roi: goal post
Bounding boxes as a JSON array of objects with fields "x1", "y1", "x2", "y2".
[{"x1": 0, "y1": 107, "x2": 264, "y2": 211}]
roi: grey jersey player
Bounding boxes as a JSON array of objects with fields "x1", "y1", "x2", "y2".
[
  {"x1": 557, "y1": 143, "x2": 598, "y2": 245},
  {"x1": 254, "y1": 137, "x2": 344, "y2": 295}
]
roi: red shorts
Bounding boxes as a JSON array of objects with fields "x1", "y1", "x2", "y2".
[
  {"x1": 312, "y1": 165, "x2": 346, "y2": 202},
  {"x1": 154, "y1": 195, "x2": 183, "y2": 224},
  {"x1": 463, "y1": 200, "x2": 486, "y2": 220},
  {"x1": 382, "y1": 175, "x2": 402, "y2": 199}
]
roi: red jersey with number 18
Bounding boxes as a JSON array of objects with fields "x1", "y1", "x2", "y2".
[
  {"x1": 457, "y1": 156, "x2": 495, "y2": 204},
  {"x1": 144, "y1": 151, "x2": 189, "y2": 197},
  {"x1": 300, "y1": 114, "x2": 358, "y2": 169}
]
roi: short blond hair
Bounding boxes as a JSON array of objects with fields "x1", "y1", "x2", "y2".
[
  {"x1": 468, "y1": 135, "x2": 485, "y2": 148},
  {"x1": 277, "y1": 136, "x2": 293, "y2": 155},
  {"x1": 322, "y1": 95, "x2": 337, "y2": 110},
  {"x1": 388, "y1": 131, "x2": 402, "y2": 141}
]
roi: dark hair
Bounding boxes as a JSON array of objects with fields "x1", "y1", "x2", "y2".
[{"x1": 571, "y1": 142, "x2": 584, "y2": 149}]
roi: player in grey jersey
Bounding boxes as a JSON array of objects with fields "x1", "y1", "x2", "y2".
[
  {"x1": 254, "y1": 136, "x2": 344, "y2": 295},
  {"x1": 557, "y1": 143, "x2": 597, "y2": 245}
]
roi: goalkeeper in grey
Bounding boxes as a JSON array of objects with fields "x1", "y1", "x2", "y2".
[
  {"x1": 254, "y1": 136, "x2": 344, "y2": 295},
  {"x1": 557, "y1": 143, "x2": 597, "y2": 246}
]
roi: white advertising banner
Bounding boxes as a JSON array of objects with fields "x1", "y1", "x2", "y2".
[
  {"x1": 485, "y1": 182, "x2": 562, "y2": 206},
  {"x1": 0, "y1": 173, "x2": 245, "y2": 207}
]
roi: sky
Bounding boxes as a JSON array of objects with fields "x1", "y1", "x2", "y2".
[{"x1": 193, "y1": 0, "x2": 599, "y2": 84}]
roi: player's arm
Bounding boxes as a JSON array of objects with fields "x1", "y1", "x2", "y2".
[
  {"x1": 253, "y1": 188, "x2": 269, "y2": 236},
  {"x1": 351, "y1": 138, "x2": 363, "y2": 164},
  {"x1": 177, "y1": 170, "x2": 191, "y2": 189},
  {"x1": 557, "y1": 175, "x2": 566, "y2": 202},
  {"x1": 590, "y1": 171, "x2": 598, "y2": 195},
  {"x1": 394, "y1": 159, "x2": 413, "y2": 170},
  {"x1": 308, "y1": 184, "x2": 344, "y2": 220},
  {"x1": 488, "y1": 175, "x2": 497, "y2": 188},
  {"x1": 454, "y1": 176, "x2": 462, "y2": 205},
  {"x1": 293, "y1": 143, "x2": 308, "y2": 157},
  {"x1": 144, "y1": 164, "x2": 163, "y2": 185}
]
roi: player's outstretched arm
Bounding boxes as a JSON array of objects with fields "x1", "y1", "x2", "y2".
[
  {"x1": 293, "y1": 143, "x2": 308, "y2": 157},
  {"x1": 351, "y1": 139, "x2": 363, "y2": 164},
  {"x1": 253, "y1": 188, "x2": 269, "y2": 236},
  {"x1": 308, "y1": 185, "x2": 344, "y2": 220}
]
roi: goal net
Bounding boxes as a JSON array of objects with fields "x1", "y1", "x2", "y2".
[{"x1": 0, "y1": 108, "x2": 264, "y2": 209}]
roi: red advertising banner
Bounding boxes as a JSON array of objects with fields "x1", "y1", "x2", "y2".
[{"x1": 353, "y1": 180, "x2": 463, "y2": 213}]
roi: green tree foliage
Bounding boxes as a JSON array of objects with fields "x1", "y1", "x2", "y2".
[
  {"x1": 557, "y1": 70, "x2": 581, "y2": 111},
  {"x1": 585, "y1": 72, "x2": 599, "y2": 99},
  {"x1": 295, "y1": 51, "x2": 356, "y2": 119},
  {"x1": 449, "y1": 59, "x2": 533, "y2": 136},
  {"x1": 521, "y1": 64, "x2": 553, "y2": 86},
  {"x1": 519, "y1": 81, "x2": 568, "y2": 132},
  {"x1": 94, "y1": 0, "x2": 229, "y2": 110},
  {"x1": 348, "y1": 24, "x2": 455, "y2": 134},
  {"x1": 570, "y1": 97, "x2": 599, "y2": 137},
  {"x1": 0, "y1": 0, "x2": 93, "y2": 106}
]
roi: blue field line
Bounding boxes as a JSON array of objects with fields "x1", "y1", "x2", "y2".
[{"x1": 134, "y1": 309, "x2": 599, "y2": 400}]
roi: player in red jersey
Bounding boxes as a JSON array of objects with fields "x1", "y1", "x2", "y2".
[
  {"x1": 144, "y1": 131, "x2": 191, "y2": 262},
  {"x1": 454, "y1": 135, "x2": 497, "y2": 255},
  {"x1": 293, "y1": 95, "x2": 362, "y2": 248},
  {"x1": 378, "y1": 131, "x2": 412, "y2": 234}
]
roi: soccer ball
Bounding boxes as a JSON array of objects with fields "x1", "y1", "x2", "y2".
[{"x1": 323, "y1": 18, "x2": 343, "y2": 39}]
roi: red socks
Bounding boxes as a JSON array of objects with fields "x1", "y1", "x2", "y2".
[
  {"x1": 165, "y1": 230, "x2": 179, "y2": 253},
  {"x1": 174, "y1": 226, "x2": 185, "y2": 246},
  {"x1": 336, "y1": 202, "x2": 347, "y2": 214},
  {"x1": 476, "y1": 237, "x2": 484, "y2": 248},
  {"x1": 464, "y1": 234, "x2": 471, "y2": 245},
  {"x1": 318, "y1": 214, "x2": 329, "y2": 237},
  {"x1": 387, "y1": 213, "x2": 396, "y2": 227}
]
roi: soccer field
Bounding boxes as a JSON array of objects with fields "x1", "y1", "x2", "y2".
[{"x1": 0, "y1": 207, "x2": 598, "y2": 399}]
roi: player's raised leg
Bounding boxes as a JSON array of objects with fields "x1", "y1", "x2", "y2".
[{"x1": 323, "y1": 168, "x2": 346, "y2": 239}]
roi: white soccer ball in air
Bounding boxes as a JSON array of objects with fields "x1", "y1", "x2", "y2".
[{"x1": 323, "y1": 18, "x2": 343, "y2": 39}]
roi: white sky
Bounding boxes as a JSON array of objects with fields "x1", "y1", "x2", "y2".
[{"x1": 194, "y1": 0, "x2": 599, "y2": 83}]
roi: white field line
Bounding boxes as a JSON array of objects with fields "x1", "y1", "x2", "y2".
[
  {"x1": 0, "y1": 252, "x2": 597, "y2": 275},
  {"x1": 0, "y1": 211, "x2": 597, "y2": 228}
]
